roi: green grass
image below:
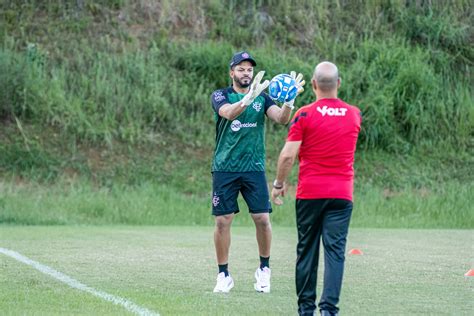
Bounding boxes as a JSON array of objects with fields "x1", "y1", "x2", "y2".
[
  {"x1": 1, "y1": 177, "x2": 473, "y2": 228},
  {"x1": 1, "y1": 122, "x2": 473, "y2": 228},
  {"x1": 0, "y1": 226, "x2": 472, "y2": 315},
  {"x1": 1, "y1": 0, "x2": 472, "y2": 151},
  {"x1": 0, "y1": 1, "x2": 472, "y2": 232}
]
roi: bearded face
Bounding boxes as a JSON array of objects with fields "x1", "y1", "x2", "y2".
[{"x1": 230, "y1": 61, "x2": 254, "y2": 89}]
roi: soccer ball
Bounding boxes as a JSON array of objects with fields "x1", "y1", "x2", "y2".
[{"x1": 268, "y1": 74, "x2": 298, "y2": 103}]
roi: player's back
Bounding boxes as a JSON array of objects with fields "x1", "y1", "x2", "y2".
[{"x1": 288, "y1": 98, "x2": 361, "y2": 200}]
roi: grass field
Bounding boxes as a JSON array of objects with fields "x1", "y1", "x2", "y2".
[
  {"x1": 0, "y1": 226, "x2": 472, "y2": 315},
  {"x1": 1, "y1": 178, "x2": 472, "y2": 228},
  {"x1": 1, "y1": 2, "x2": 472, "y2": 315}
]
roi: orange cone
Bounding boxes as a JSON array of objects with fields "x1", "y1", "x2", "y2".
[
  {"x1": 465, "y1": 269, "x2": 474, "y2": 277},
  {"x1": 348, "y1": 248, "x2": 363, "y2": 255}
]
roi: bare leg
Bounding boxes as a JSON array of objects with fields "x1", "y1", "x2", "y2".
[
  {"x1": 214, "y1": 214, "x2": 234, "y2": 264},
  {"x1": 251, "y1": 213, "x2": 272, "y2": 257}
]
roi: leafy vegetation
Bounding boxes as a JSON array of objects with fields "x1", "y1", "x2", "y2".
[{"x1": 0, "y1": 0, "x2": 472, "y2": 227}]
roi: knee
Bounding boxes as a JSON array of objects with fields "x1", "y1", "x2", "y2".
[
  {"x1": 253, "y1": 214, "x2": 272, "y2": 230},
  {"x1": 215, "y1": 215, "x2": 233, "y2": 232},
  {"x1": 323, "y1": 236, "x2": 346, "y2": 261}
]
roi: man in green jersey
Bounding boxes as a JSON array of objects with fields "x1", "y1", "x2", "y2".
[{"x1": 210, "y1": 51, "x2": 304, "y2": 293}]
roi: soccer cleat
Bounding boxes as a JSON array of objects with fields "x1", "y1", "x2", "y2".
[
  {"x1": 254, "y1": 267, "x2": 271, "y2": 293},
  {"x1": 213, "y1": 272, "x2": 234, "y2": 293}
]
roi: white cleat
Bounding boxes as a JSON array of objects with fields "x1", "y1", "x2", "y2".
[
  {"x1": 213, "y1": 272, "x2": 234, "y2": 293},
  {"x1": 254, "y1": 267, "x2": 271, "y2": 293}
]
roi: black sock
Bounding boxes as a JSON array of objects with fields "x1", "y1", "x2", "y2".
[
  {"x1": 260, "y1": 256, "x2": 270, "y2": 269},
  {"x1": 218, "y1": 263, "x2": 229, "y2": 277}
]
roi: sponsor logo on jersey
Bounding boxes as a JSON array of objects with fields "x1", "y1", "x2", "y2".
[
  {"x1": 213, "y1": 91, "x2": 225, "y2": 102},
  {"x1": 252, "y1": 101, "x2": 262, "y2": 112},
  {"x1": 230, "y1": 120, "x2": 257, "y2": 132},
  {"x1": 317, "y1": 106, "x2": 348, "y2": 117}
]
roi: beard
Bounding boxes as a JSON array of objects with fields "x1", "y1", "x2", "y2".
[{"x1": 234, "y1": 76, "x2": 252, "y2": 88}]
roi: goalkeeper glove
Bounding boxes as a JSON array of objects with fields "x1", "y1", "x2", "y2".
[
  {"x1": 284, "y1": 71, "x2": 306, "y2": 109},
  {"x1": 241, "y1": 71, "x2": 270, "y2": 107}
]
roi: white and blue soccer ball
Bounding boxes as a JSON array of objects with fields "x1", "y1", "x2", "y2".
[{"x1": 268, "y1": 74, "x2": 298, "y2": 103}]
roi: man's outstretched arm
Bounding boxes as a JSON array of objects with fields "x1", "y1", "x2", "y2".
[{"x1": 271, "y1": 141, "x2": 301, "y2": 205}]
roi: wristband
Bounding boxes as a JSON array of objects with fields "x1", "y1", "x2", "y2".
[
  {"x1": 284, "y1": 99, "x2": 295, "y2": 110},
  {"x1": 273, "y1": 180, "x2": 284, "y2": 189}
]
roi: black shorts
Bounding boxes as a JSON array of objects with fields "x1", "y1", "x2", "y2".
[{"x1": 211, "y1": 171, "x2": 272, "y2": 216}]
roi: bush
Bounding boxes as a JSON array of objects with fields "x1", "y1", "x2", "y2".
[{"x1": 0, "y1": 0, "x2": 471, "y2": 152}]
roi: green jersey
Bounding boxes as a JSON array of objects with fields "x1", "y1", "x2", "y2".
[{"x1": 211, "y1": 86, "x2": 276, "y2": 172}]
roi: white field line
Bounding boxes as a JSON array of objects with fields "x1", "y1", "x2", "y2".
[{"x1": 0, "y1": 247, "x2": 159, "y2": 316}]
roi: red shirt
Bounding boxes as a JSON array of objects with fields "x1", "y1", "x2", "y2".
[{"x1": 287, "y1": 98, "x2": 361, "y2": 201}]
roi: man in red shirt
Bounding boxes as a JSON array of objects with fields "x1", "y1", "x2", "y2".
[{"x1": 271, "y1": 61, "x2": 361, "y2": 316}]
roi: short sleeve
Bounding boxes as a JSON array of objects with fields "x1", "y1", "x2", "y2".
[
  {"x1": 211, "y1": 89, "x2": 229, "y2": 113},
  {"x1": 352, "y1": 105, "x2": 363, "y2": 128},
  {"x1": 262, "y1": 93, "x2": 277, "y2": 113},
  {"x1": 287, "y1": 109, "x2": 307, "y2": 141}
]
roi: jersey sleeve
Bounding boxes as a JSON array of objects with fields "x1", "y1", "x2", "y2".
[
  {"x1": 287, "y1": 108, "x2": 307, "y2": 141},
  {"x1": 211, "y1": 89, "x2": 230, "y2": 113},
  {"x1": 351, "y1": 105, "x2": 363, "y2": 128},
  {"x1": 262, "y1": 93, "x2": 277, "y2": 113}
]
